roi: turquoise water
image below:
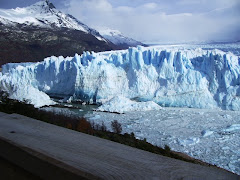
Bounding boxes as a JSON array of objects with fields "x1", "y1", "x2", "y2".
[
  {"x1": 66, "y1": 104, "x2": 98, "y2": 117},
  {"x1": 42, "y1": 101, "x2": 98, "y2": 118}
]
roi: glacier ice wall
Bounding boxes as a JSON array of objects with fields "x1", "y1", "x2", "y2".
[{"x1": 0, "y1": 46, "x2": 240, "y2": 110}]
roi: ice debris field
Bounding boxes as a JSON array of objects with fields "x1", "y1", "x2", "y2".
[
  {"x1": 86, "y1": 106, "x2": 240, "y2": 175},
  {"x1": 1, "y1": 45, "x2": 240, "y2": 110}
]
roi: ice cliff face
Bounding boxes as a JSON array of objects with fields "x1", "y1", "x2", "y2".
[{"x1": 0, "y1": 46, "x2": 240, "y2": 110}]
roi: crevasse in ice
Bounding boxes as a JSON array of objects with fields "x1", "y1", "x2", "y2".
[{"x1": 0, "y1": 46, "x2": 240, "y2": 110}]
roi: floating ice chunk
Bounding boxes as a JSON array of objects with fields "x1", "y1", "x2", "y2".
[
  {"x1": 222, "y1": 114, "x2": 232, "y2": 119},
  {"x1": 222, "y1": 146, "x2": 230, "y2": 150},
  {"x1": 197, "y1": 112, "x2": 205, "y2": 115},
  {"x1": 201, "y1": 130, "x2": 214, "y2": 137},
  {"x1": 90, "y1": 115, "x2": 101, "y2": 120},
  {"x1": 96, "y1": 96, "x2": 162, "y2": 114},
  {"x1": 64, "y1": 104, "x2": 73, "y2": 108},
  {"x1": 178, "y1": 137, "x2": 200, "y2": 146},
  {"x1": 224, "y1": 124, "x2": 240, "y2": 132}
]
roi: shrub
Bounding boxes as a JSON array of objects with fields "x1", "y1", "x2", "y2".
[
  {"x1": 164, "y1": 145, "x2": 171, "y2": 155},
  {"x1": 101, "y1": 121, "x2": 107, "y2": 131},
  {"x1": 66, "y1": 123, "x2": 72, "y2": 129},
  {"x1": 111, "y1": 120, "x2": 122, "y2": 134},
  {"x1": 76, "y1": 118, "x2": 93, "y2": 135},
  {"x1": 164, "y1": 145, "x2": 171, "y2": 151},
  {"x1": 130, "y1": 132, "x2": 135, "y2": 138}
]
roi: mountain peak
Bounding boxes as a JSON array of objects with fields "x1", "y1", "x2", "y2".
[
  {"x1": 27, "y1": 0, "x2": 56, "y2": 13},
  {"x1": 44, "y1": 0, "x2": 56, "y2": 9},
  {"x1": 31, "y1": 0, "x2": 55, "y2": 7},
  {"x1": 0, "y1": 1, "x2": 144, "y2": 50},
  {"x1": 0, "y1": 0, "x2": 86, "y2": 31}
]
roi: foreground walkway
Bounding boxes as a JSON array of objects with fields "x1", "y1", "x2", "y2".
[{"x1": 0, "y1": 112, "x2": 238, "y2": 180}]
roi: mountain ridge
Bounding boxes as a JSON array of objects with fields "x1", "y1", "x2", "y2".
[
  {"x1": 96, "y1": 27, "x2": 146, "y2": 49},
  {"x1": 0, "y1": 0, "x2": 138, "y2": 66},
  {"x1": 0, "y1": 0, "x2": 146, "y2": 67}
]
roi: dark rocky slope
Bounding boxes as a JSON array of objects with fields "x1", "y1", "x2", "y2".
[{"x1": 0, "y1": 23, "x2": 116, "y2": 66}]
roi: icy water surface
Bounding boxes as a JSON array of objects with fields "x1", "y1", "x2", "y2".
[
  {"x1": 42, "y1": 103, "x2": 240, "y2": 175},
  {"x1": 85, "y1": 107, "x2": 240, "y2": 175},
  {"x1": 42, "y1": 101, "x2": 98, "y2": 117}
]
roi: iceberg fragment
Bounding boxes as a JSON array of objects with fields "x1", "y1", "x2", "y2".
[
  {"x1": 201, "y1": 130, "x2": 214, "y2": 137},
  {"x1": 224, "y1": 124, "x2": 240, "y2": 132},
  {"x1": 96, "y1": 96, "x2": 162, "y2": 113},
  {"x1": 178, "y1": 137, "x2": 200, "y2": 146}
]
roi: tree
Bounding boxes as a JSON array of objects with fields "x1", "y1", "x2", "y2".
[
  {"x1": 111, "y1": 120, "x2": 122, "y2": 134},
  {"x1": 101, "y1": 121, "x2": 107, "y2": 131},
  {"x1": 164, "y1": 145, "x2": 171, "y2": 156},
  {"x1": 164, "y1": 145, "x2": 171, "y2": 152}
]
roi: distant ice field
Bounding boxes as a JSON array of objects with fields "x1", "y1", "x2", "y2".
[{"x1": 150, "y1": 42, "x2": 240, "y2": 56}]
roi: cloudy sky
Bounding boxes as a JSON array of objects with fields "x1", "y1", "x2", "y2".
[{"x1": 0, "y1": 0, "x2": 240, "y2": 43}]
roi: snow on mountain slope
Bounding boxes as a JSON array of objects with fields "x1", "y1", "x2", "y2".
[
  {"x1": 1, "y1": 46, "x2": 240, "y2": 110},
  {"x1": 97, "y1": 28, "x2": 144, "y2": 47},
  {"x1": 0, "y1": 0, "x2": 105, "y2": 41}
]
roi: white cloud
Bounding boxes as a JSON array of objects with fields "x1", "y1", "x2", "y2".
[
  {"x1": 177, "y1": 0, "x2": 239, "y2": 9},
  {"x1": 140, "y1": 3, "x2": 158, "y2": 10},
  {"x1": 63, "y1": 0, "x2": 240, "y2": 43}
]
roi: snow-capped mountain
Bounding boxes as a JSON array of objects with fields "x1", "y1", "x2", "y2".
[
  {"x1": 97, "y1": 28, "x2": 145, "y2": 48},
  {"x1": 0, "y1": 0, "x2": 105, "y2": 41},
  {"x1": 0, "y1": 0, "x2": 116, "y2": 66}
]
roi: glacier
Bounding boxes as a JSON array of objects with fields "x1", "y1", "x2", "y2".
[{"x1": 0, "y1": 46, "x2": 240, "y2": 110}]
